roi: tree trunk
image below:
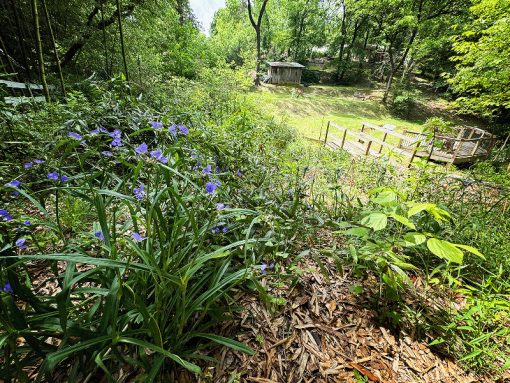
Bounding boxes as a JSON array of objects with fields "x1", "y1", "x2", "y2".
[
  {"x1": 340, "y1": 20, "x2": 360, "y2": 80},
  {"x1": 116, "y1": 0, "x2": 130, "y2": 83},
  {"x1": 41, "y1": 0, "x2": 66, "y2": 99},
  {"x1": 100, "y1": 0, "x2": 110, "y2": 76},
  {"x1": 248, "y1": 0, "x2": 269, "y2": 86},
  {"x1": 358, "y1": 26, "x2": 370, "y2": 69},
  {"x1": 31, "y1": 0, "x2": 50, "y2": 102},
  {"x1": 336, "y1": 0, "x2": 347, "y2": 80}
]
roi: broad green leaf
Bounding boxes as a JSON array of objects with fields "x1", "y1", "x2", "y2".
[
  {"x1": 371, "y1": 190, "x2": 398, "y2": 206},
  {"x1": 403, "y1": 232, "x2": 426, "y2": 246},
  {"x1": 427, "y1": 238, "x2": 464, "y2": 264},
  {"x1": 389, "y1": 213, "x2": 416, "y2": 230},
  {"x1": 361, "y1": 212, "x2": 388, "y2": 231},
  {"x1": 454, "y1": 244, "x2": 485, "y2": 259},
  {"x1": 344, "y1": 227, "x2": 369, "y2": 237}
]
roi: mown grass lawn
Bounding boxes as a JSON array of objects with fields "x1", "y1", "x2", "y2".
[{"x1": 249, "y1": 84, "x2": 427, "y2": 142}]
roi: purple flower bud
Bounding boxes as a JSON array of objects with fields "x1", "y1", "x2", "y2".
[
  {"x1": 94, "y1": 231, "x2": 105, "y2": 241},
  {"x1": 15, "y1": 238, "x2": 27, "y2": 249},
  {"x1": 216, "y1": 203, "x2": 225, "y2": 210},
  {"x1": 169, "y1": 124, "x2": 177, "y2": 135},
  {"x1": 5, "y1": 180, "x2": 21, "y2": 188},
  {"x1": 0, "y1": 209, "x2": 13, "y2": 221},
  {"x1": 68, "y1": 131, "x2": 83, "y2": 140},
  {"x1": 135, "y1": 143, "x2": 148, "y2": 155},
  {"x1": 2, "y1": 283, "x2": 13, "y2": 294},
  {"x1": 269, "y1": 262, "x2": 275, "y2": 269},
  {"x1": 101, "y1": 151, "x2": 114, "y2": 157},
  {"x1": 236, "y1": 169, "x2": 242, "y2": 177},
  {"x1": 202, "y1": 165, "x2": 212, "y2": 174},
  {"x1": 47, "y1": 172, "x2": 59, "y2": 180},
  {"x1": 261, "y1": 263, "x2": 267, "y2": 272},
  {"x1": 61, "y1": 175, "x2": 70, "y2": 182},
  {"x1": 151, "y1": 121, "x2": 163, "y2": 130},
  {"x1": 23, "y1": 219, "x2": 31, "y2": 226},
  {"x1": 132, "y1": 232, "x2": 146, "y2": 242},
  {"x1": 178, "y1": 124, "x2": 189, "y2": 135},
  {"x1": 34, "y1": 159, "x2": 45, "y2": 164},
  {"x1": 222, "y1": 226, "x2": 227, "y2": 233},
  {"x1": 24, "y1": 162, "x2": 33, "y2": 169}
]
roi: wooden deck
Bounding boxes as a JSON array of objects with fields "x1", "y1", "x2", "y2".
[{"x1": 319, "y1": 121, "x2": 496, "y2": 166}]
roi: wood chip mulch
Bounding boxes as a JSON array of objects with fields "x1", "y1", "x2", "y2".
[{"x1": 197, "y1": 258, "x2": 499, "y2": 383}]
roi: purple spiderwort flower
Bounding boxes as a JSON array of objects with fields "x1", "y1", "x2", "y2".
[
  {"x1": 2, "y1": 283, "x2": 13, "y2": 294},
  {"x1": 132, "y1": 232, "x2": 146, "y2": 242},
  {"x1": 90, "y1": 127, "x2": 108, "y2": 135},
  {"x1": 202, "y1": 165, "x2": 212, "y2": 174},
  {"x1": 261, "y1": 263, "x2": 267, "y2": 272},
  {"x1": 11, "y1": 191, "x2": 20, "y2": 197},
  {"x1": 222, "y1": 226, "x2": 227, "y2": 233},
  {"x1": 236, "y1": 169, "x2": 242, "y2": 177},
  {"x1": 205, "y1": 182, "x2": 218, "y2": 194},
  {"x1": 150, "y1": 150, "x2": 168, "y2": 164},
  {"x1": 24, "y1": 162, "x2": 33, "y2": 169},
  {"x1": 151, "y1": 121, "x2": 163, "y2": 130},
  {"x1": 94, "y1": 231, "x2": 105, "y2": 241},
  {"x1": 214, "y1": 227, "x2": 220, "y2": 234},
  {"x1": 135, "y1": 143, "x2": 148, "y2": 155},
  {"x1": 47, "y1": 172, "x2": 59, "y2": 180},
  {"x1": 269, "y1": 262, "x2": 275, "y2": 269},
  {"x1": 5, "y1": 180, "x2": 21, "y2": 188},
  {"x1": 178, "y1": 124, "x2": 189, "y2": 135},
  {"x1": 15, "y1": 238, "x2": 27, "y2": 249},
  {"x1": 0, "y1": 209, "x2": 13, "y2": 221},
  {"x1": 61, "y1": 175, "x2": 70, "y2": 182},
  {"x1": 169, "y1": 124, "x2": 177, "y2": 135},
  {"x1": 101, "y1": 151, "x2": 114, "y2": 157},
  {"x1": 133, "y1": 183, "x2": 145, "y2": 200},
  {"x1": 216, "y1": 203, "x2": 225, "y2": 210},
  {"x1": 68, "y1": 131, "x2": 83, "y2": 140},
  {"x1": 110, "y1": 137, "x2": 123, "y2": 147},
  {"x1": 23, "y1": 219, "x2": 31, "y2": 226},
  {"x1": 109, "y1": 129, "x2": 122, "y2": 138},
  {"x1": 191, "y1": 153, "x2": 198, "y2": 159},
  {"x1": 34, "y1": 159, "x2": 45, "y2": 164}
]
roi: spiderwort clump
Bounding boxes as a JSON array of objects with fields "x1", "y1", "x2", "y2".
[
  {"x1": 0, "y1": 209, "x2": 13, "y2": 221},
  {"x1": 2, "y1": 283, "x2": 13, "y2": 294},
  {"x1": 135, "y1": 143, "x2": 148, "y2": 155},
  {"x1": 5, "y1": 180, "x2": 21, "y2": 188},
  {"x1": 16, "y1": 238, "x2": 27, "y2": 249},
  {"x1": 47, "y1": 172, "x2": 59, "y2": 180},
  {"x1": 133, "y1": 183, "x2": 145, "y2": 200},
  {"x1": 132, "y1": 233, "x2": 146, "y2": 242}
]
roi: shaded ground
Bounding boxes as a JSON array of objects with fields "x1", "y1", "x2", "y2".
[{"x1": 196, "y1": 256, "x2": 497, "y2": 383}]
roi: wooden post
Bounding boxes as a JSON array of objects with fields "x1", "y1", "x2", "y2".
[
  {"x1": 341, "y1": 128, "x2": 347, "y2": 149},
  {"x1": 360, "y1": 123, "x2": 365, "y2": 143},
  {"x1": 470, "y1": 140, "x2": 481, "y2": 156},
  {"x1": 324, "y1": 121, "x2": 330, "y2": 146},
  {"x1": 379, "y1": 132, "x2": 387, "y2": 153},
  {"x1": 451, "y1": 138, "x2": 465, "y2": 164},
  {"x1": 365, "y1": 140, "x2": 372, "y2": 156},
  {"x1": 408, "y1": 141, "x2": 420, "y2": 168}
]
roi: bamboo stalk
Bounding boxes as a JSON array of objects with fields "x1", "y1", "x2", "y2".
[
  {"x1": 116, "y1": 0, "x2": 130, "y2": 83},
  {"x1": 41, "y1": 0, "x2": 66, "y2": 99},
  {"x1": 31, "y1": 0, "x2": 51, "y2": 102}
]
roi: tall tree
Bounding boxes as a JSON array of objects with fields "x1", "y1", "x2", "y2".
[
  {"x1": 247, "y1": 0, "x2": 269, "y2": 85},
  {"x1": 116, "y1": 0, "x2": 130, "y2": 83}
]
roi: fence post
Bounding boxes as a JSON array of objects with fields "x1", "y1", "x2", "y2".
[
  {"x1": 408, "y1": 141, "x2": 420, "y2": 168},
  {"x1": 324, "y1": 121, "x2": 330, "y2": 147},
  {"x1": 341, "y1": 128, "x2": 347, "y2": 149},
  {"x1": 365, "y1": 140, "x2": 373, "y2": 156},
  {"x1": 379, "y1": 132, "x2": 388, "y2": 153}
]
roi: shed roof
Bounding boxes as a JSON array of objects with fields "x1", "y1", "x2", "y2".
[{"x1": 267, "y1": 61, "x2": 305, "y2": 68}]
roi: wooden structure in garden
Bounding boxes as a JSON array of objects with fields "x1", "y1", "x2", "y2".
[
  {"x1": 266, "y1": 62, "x2": 305, "y2": 85},
  {"x1": 321, "y1": 121, "x2": 497, "y2": 166},
  {"x1": 0, "y1": 79, "x2": 54, "y2": 105}
]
